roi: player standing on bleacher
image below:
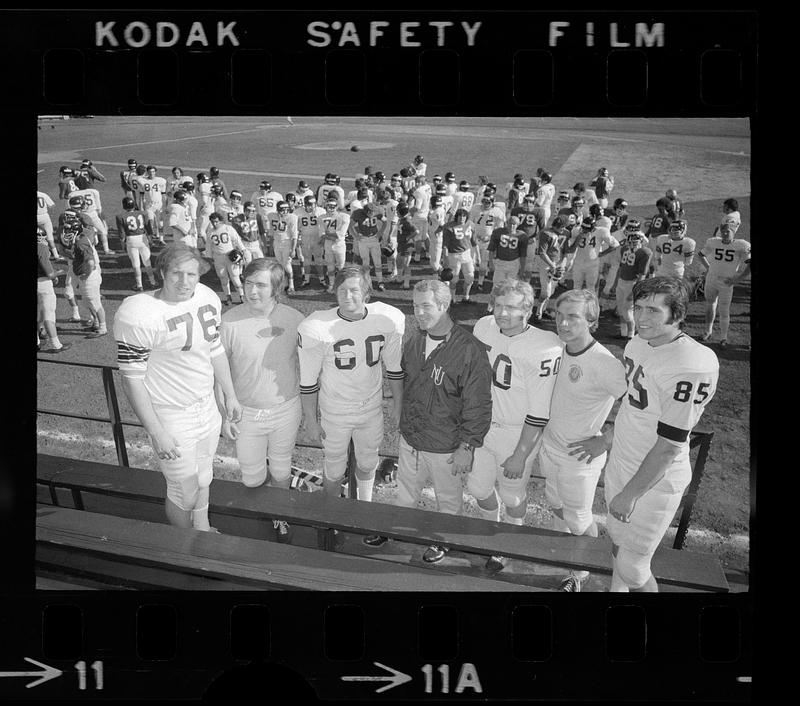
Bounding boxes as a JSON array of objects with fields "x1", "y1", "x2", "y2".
[{"x1": 114, "y1": 244, "x2": 241, "y2": 533}]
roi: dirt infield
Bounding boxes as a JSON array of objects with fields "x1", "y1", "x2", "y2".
[{"x1": 37, "y1": 116, "x2": 751, "y2": 576}]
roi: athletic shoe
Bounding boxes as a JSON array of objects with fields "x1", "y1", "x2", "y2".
[
  {"x1": 40, "y1": 342, "x2": 73, "y2": 354},
  {"x1": 132, "y1": 285, "x2": 144, "y2": 292},
  {"x1": 67, "y1": 316, "x2": 84, "y2": 324},
  {"x1": 86, "y1": 331, "x2": 108, "y2": 339},
  {"x1": 485, "y1": 555, "x2": 507, "y2": 572},
  {"x1": 376, "y1": 282, "x2": 386, "y2": 291},
  {"x1": 362, "y1": 534, "x2": 388, "y2": 547},
  {"x1": 422, "y1": 545, "x2": 449, "y2": 564},
  {"x1": 541, "y1": 310, "x2": 555, "y2": 320},
  {"x1": 559, "y1": 576, "x2": 582, "y2": 592},
  {"x1": 273, "y1": 519, "x2": 290, "y2": 542}
]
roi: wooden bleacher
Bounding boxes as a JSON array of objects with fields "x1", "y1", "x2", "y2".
[{"x1": 37, "y1": 454, "x2": 729, "y2": 592}]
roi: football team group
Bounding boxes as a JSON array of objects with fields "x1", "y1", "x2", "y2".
[{"x1": 36, "y1": 152, "x2": 750, "y2": 591}]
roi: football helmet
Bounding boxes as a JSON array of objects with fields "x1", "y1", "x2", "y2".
[
  {"x1": 458, "y1": 180, "x2": 470, "y2": 192},
  {"x1": 580, "y1": 216, "x2": 595, "y2": 230},
  {"x1": 522, "y1": 193, "x2": 536, "y2": 209},
  {"x1": 668, "y1": 220, "x2": 687, "y2": 238},
  {"x1": 122, "y1": 196, "x2": 136, "y2": 210},
  {"x1": 414, "y1": 154, "x2": 424, "y2": 165},
  {"x1": 173, "y1": 191, "x2": 187, "y2": 204},
  {"x1": 484, "y1": 182, "x2": 497, "y2": 195},
  {"x1": 324, "y1": 172, "x2": 335, "y2": 185},
  {"x1": 210, "y1": 166, "x2": 220, "y2": 177},
  {"x1": 58, "y1": 223, "x2": 79, "y2": 249},
  {"x1": 333, "y1": 174, "x2": 341, "y2": 185},
  {"x1": 374, "y1": 171, "x2": 385, "y2": 182},
  {"x1": 540, "y1": 171, "x2": 552, "y2": 183},
  {"x1": 624, "y1": 219, "x2": 641, "y2": 234},
  {"x1": 244, "y1": 201, "x2": 256, "y2": 213},
  {"x1": 59, "y1": 165, "x2": 73, "y2": 177},
  {"x1": 127, "y1": 158, "x2": 137, "y2": 168},
  {"x1": 480, "y1": 195, "x2": 494, "y2": 208},
  {"x1": 435, "y1": 184, "x2": 447, "y2": 196},
  {"x1": 179, "y1": 179, "x2": 195, "y2": 192},
  {"x1": 325, "y1": 198, "x2": 338, "y2": 212},
  {"x1": 259, "y1": 180, "x2": 271, "y2": 191},
  {"x1": 197, "y1": 172, "x2": 210, "y2": 183},
  {"x1": 298, "y1": 180, "x2": 308, "y2": 189},
  {"x1": 230, "y1": 190, "x2": 243, "y2": 203},
  {"x1": 589, "y1": 204, "x2": 603, "y2": 219},
  {"x1": 432, "y1": 174, "x2": 443, "y2": 184},
  {"x1": 211, "y1": 184, "x2": 224, "y2": 196},
  {"x1": 37, "y1": 226, "x2": 48, "y2": 244},
  {"x1": 439, "y1": 267, "x2": 454, "y2": 282},
  {"x1": 445, "y1": 171, "x2": 456, "y2": 183},
  {"x1": 227, "y1": 249, "x2": 244, "y2": 264},
  {"x1": 430, "y1": 195, "x2": 442, "y2": 209},
  {"x1": 381, "y1": 244, "x2": 395, "y2": 259},
  {"x1": 396, "y1": 203, "x2": 410, "y2": 217},
  {"x1": 557, "y1": 190, "x2": 570, "y2": 202},
  {"x1": 304, "y1": 195, "x2": 317, "y2": 212},
  {"x1": 68, "y1": 195, "x2": 85, "y2": 210},
  {"x1": 277, "y1": 200, "x2": 290, "y2": 215},
  {"x1": 613, "y1": 198, "x2": 628, "y2": 210}
]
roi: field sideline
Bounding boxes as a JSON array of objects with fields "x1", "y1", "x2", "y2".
[{"x1": 36, "y1": 116, "x2": 752, "y2": 574}]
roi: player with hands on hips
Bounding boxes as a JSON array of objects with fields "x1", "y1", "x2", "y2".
[
  {"x1": 695, "y1": 221, "x2": 751, "y2": 347},
  {"x1": 297, "y1": 265, "x2": 405, "y2": 500},
  {"x1": 603, "y1": 277, "x2": 718, "y2": 591},
  {"x1": 469, "y1": 279, "x2": 562, "y2": 572},
  {"x1": 363, "y1": 279, "x2": 493, "y2": 562},
  {"x1": 113, "y1": 244, "x2": 241, "y2": 531},
  {"x1": 537, "y1": 289, "x2": 628, "y2": 591}
]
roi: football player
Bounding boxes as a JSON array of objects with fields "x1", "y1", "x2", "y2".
[
  {"x1": 450, "y1": 180, "x2": 475, "y2": 217},
  {"x1": 558, "y1": 195, "x2": 585, "y2": 232},
  {"x1": 297, "y1": 265, "x2": 405, "y2": 499},
  {"x1": 614, "y1": 226, "x2": 652, "y2": 341},
  {"x1": 179, "y1": 178, "x2": 199, "y2": 234},
  {"x1": 435, "y1": 182, "x2": 454, "y2": 218},
  {"x1": 204, "y1": 211, "x2": 246, "y2": 306},
  {"x1": 232, "y1": 201, "x2": 265, "y2": 264},
  {"x1": 37, "y1": 189, "x2": 61, "y2": 260},
  {"x1": 166, "y1": 190, "x2": 196, "y2": 247},
  {"x1": 350, "y1": 201, "x2": 386, "y2": 291},
  {"x1": 539, "y1": 289, "x2": 628, "y2": 590},
  {"x1": 588, "y1": 203, "x2": 613, "y2": 230},
  {"x1": 470, "y1": 194, "x2": 506, "y2": 290},
  {"x1": 209, "y1": 183, "x2": 230, "y2": 221},
  {"x1": 696, "y1": 222, "x2": 751, "y2": 347},
  {"x1": 294, "y1": 180, "x2": 314, "y2": 205},
  {"x1": 226, "y1": 190, "x2": 245, "y2": 223},
  {"x1": 119, "y1": 158, "x2": 138, "y2": 198},
  {"x1": 195, "y1": 172, "x2": 214, "y2": 241},
  {"x1": 57, "y1": 166, "x2": 78, "y2": 201},
  {"x1": 250, "y1": 180, "x2": 282, "y2": 240},
  {"x1": 320, "y1": 196, "x2": 351, "y2": 291},
  {"x1": 37, "y1": 227, "x2": 70, "y2": 353},
  {"x1": 375, "y1": 189, "x2": 400, "y2": 281},
  {"x1": 426, "y1": 194, "x2": 448, "y2": 273},
  {"x1": 387, "y1": 174, "x2": 404, "y2": 201},
  {"x1": 573, "y1": 182, "x2": 598, "y2": 212},
  {"x1": 712, "y1": 198, "x2": 741, "y2": 237},
  {"x1": 510, "y1": 192, "x2": 545, "y2": 239},
  {"x1": 601, "y1": 204, "x2": 632, "y2": 303},
  {"x1": 394, "y1": 203, "x2": 418, "y2": 290},
  {"x1": 142, "y1": 166, "x2": 168, "y2": 243},
  {"x1": 297, "y1": 195, "x2": 326, "y2": 287},
  {"x1": 71, "y1": 175, "x2": 112, "y2": 254},
  {"x1": 412, "y1": 154, "x2": 427, "y2": 177},
  {"x1": 317, "y1": 173, "x2": 345, "y2": 210},
  {"x1": 442, "y1": 208, "x2": 479, "y2": 303},
  {"x1": 71, "y1": 221, "x2": 107, "y2": 338},
  {"x1": 664, "y1": 189, "x2": 684, "y2": 219},
  {"x1": 565, "y1": 216, "x2": 620, "y2": 291},
  {"x1": 168, "y1": 167, "x2": 186, "y2": 199},
  {"x1": 653, "y1": 219, "x2": 695, "y2": 279},
  {"x1": 129, "y1": 164, "x2": 148, "y2": 210},
  {"x1": 603, "y1": 277, "x2": 718, "y2": 591},
  {"x1": 267, "y1": 201, "x2": 299, "y2": 294},
  {"x1": 590, "y1": 167, "x2": 615, "y2": 209},
  {"x1": 532, "y1": 216, "x2": 569, "y2": 322},
  {"x1": 77, "y1": 159, "x2": 106, "y2": 184},
  {"x1": 443, "y1": 171, "x2": 458, "y2": 197},
  {"x1": 534, "y1": 171, "x2": 556, "y2": 224},
  {"x1": 220, "y1": 259, "x2": 304, "y2": 541},
  {"x1": 644, "y1": 197, "x2": 675, "y2": 241},
  {"x1": 209, "y1": 166, "x2": 227, "y2": 199},
  {"x1": 469, "y1": 279, "x2": 563, "y2": 571},
  {"x1": 486, "y1": 223, "x2": 530, "y2": 313},
  {"x1": 116, "y1": 196, "x2": 157, "y2": 291},
  {"x1": 505, "y1": 174, "x2": 528, "y2": 212},
  {"x1": 408, "y1": 175, "x2": 431, "y2": 262},
  {"x1": 113, "y1": 243, "x2": 241, "y2": 531}
]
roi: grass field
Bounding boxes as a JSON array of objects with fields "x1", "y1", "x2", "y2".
[{"x1": 36, "y1": 116, "x2": 751, "y2": 577}]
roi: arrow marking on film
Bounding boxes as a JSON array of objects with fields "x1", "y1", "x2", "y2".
[
  {"x1": 0, "y1": 658, "x2": 63, "y2": 689},
  {"x1": 341, "y1": 662, "x2": 412, "y2": 693}
]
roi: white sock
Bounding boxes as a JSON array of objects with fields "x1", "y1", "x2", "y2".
[
  {"x1": 356, "y1": 478, "x2": 374, "y2": 502},
  {"x1": 192, "y1": 504, "x2": 211, "y2": 531},
  {"x1": 71, "y1": 307, "x2": 81, "y2": 318},
  {"x1": 48, "y1": 336, "x2": 62, "y2": 349},
  {"x1": 478, "y1": 505, "x2": 500, "y2": 522}
]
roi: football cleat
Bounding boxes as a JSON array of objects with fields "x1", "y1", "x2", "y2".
[
  {"x1": 422, "y1": 545, "x2": 449, "y2": 564},
  {"x1": 381, "y1": 244, "x2": 395, "y2": 258}
]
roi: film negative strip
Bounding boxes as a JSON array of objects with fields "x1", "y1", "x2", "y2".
[{"x1": 9, "y1": 8, "x2": 757, "y2": 701}]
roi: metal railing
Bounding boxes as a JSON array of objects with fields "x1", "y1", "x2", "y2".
[{"x1": 37, "y1": 357, "x2": 713, "y2": 549}]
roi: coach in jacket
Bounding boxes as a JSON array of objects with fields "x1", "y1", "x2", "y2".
[{"x1": 395, "y1": 278, "x2": 493, "y2": 563}]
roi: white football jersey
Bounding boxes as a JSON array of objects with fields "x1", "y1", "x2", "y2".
[
  {"x1": 317, "y1": 184, "x2": 345, "y2": 210},
  {"x1": 451, "y1": 190, "x2": 475, "y2": 214},
  {"x1": 700, "y1": 237, "x2": 751, "y2": 280},
  {"x1": 37, "y1": 191, "x2": 55, "y2": 216},
  {"x1": 472, "y1": 317, "x2": 562, "y2": 428},
  {"x1": 321, "y1": 210, "x2": 351, "y2": 243},
  {"x1": 470, "y1": 206, "x2": 506, "y2": 242},
  {"x1": 570, "y1": 226, "x2": 619, "y2": 263},
  {"x1": 298, "y1": 302, "x2": 405, "y2": 411},
  {"x1": 167, "y1": 203, "x2": 193, "y2": 234},
  {"x1": 266, "y1": 212, "x2": 298, "y2": 244},
  {"x1": 296, "y1": 206, "x2": 325, "y2": 240},
  {"x1": 113, "y1": 284, "x2": 224, "y2": 407},
  {"x1": 608, "y1": 334, "x2": 719, "y2": 484},
  {"x1": 542, "y1": 340, "x2": 628, "y2": 449},
  {"x1": 71, "y1": 188, "x2": 101, "y2": 214},
  {"x1": 250, "y1": 190, "x2": 283, "y2": 216},
  {"x1": 142, "y1": 177, "x2": 167, "y2": 205},
  {"x1": 654, "y1": 235, "x2": 696, "y2": 277},
  {"x1": 536, "y1": 183, "x2": 555, "y2": 209},
  {"x1": 206, "y1": 223, "x2": 243, "y2": 255}
]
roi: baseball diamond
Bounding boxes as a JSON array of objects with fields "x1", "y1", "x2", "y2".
[{"x1": 36, "y1": 116, "x2": 750, "y2": 591}]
